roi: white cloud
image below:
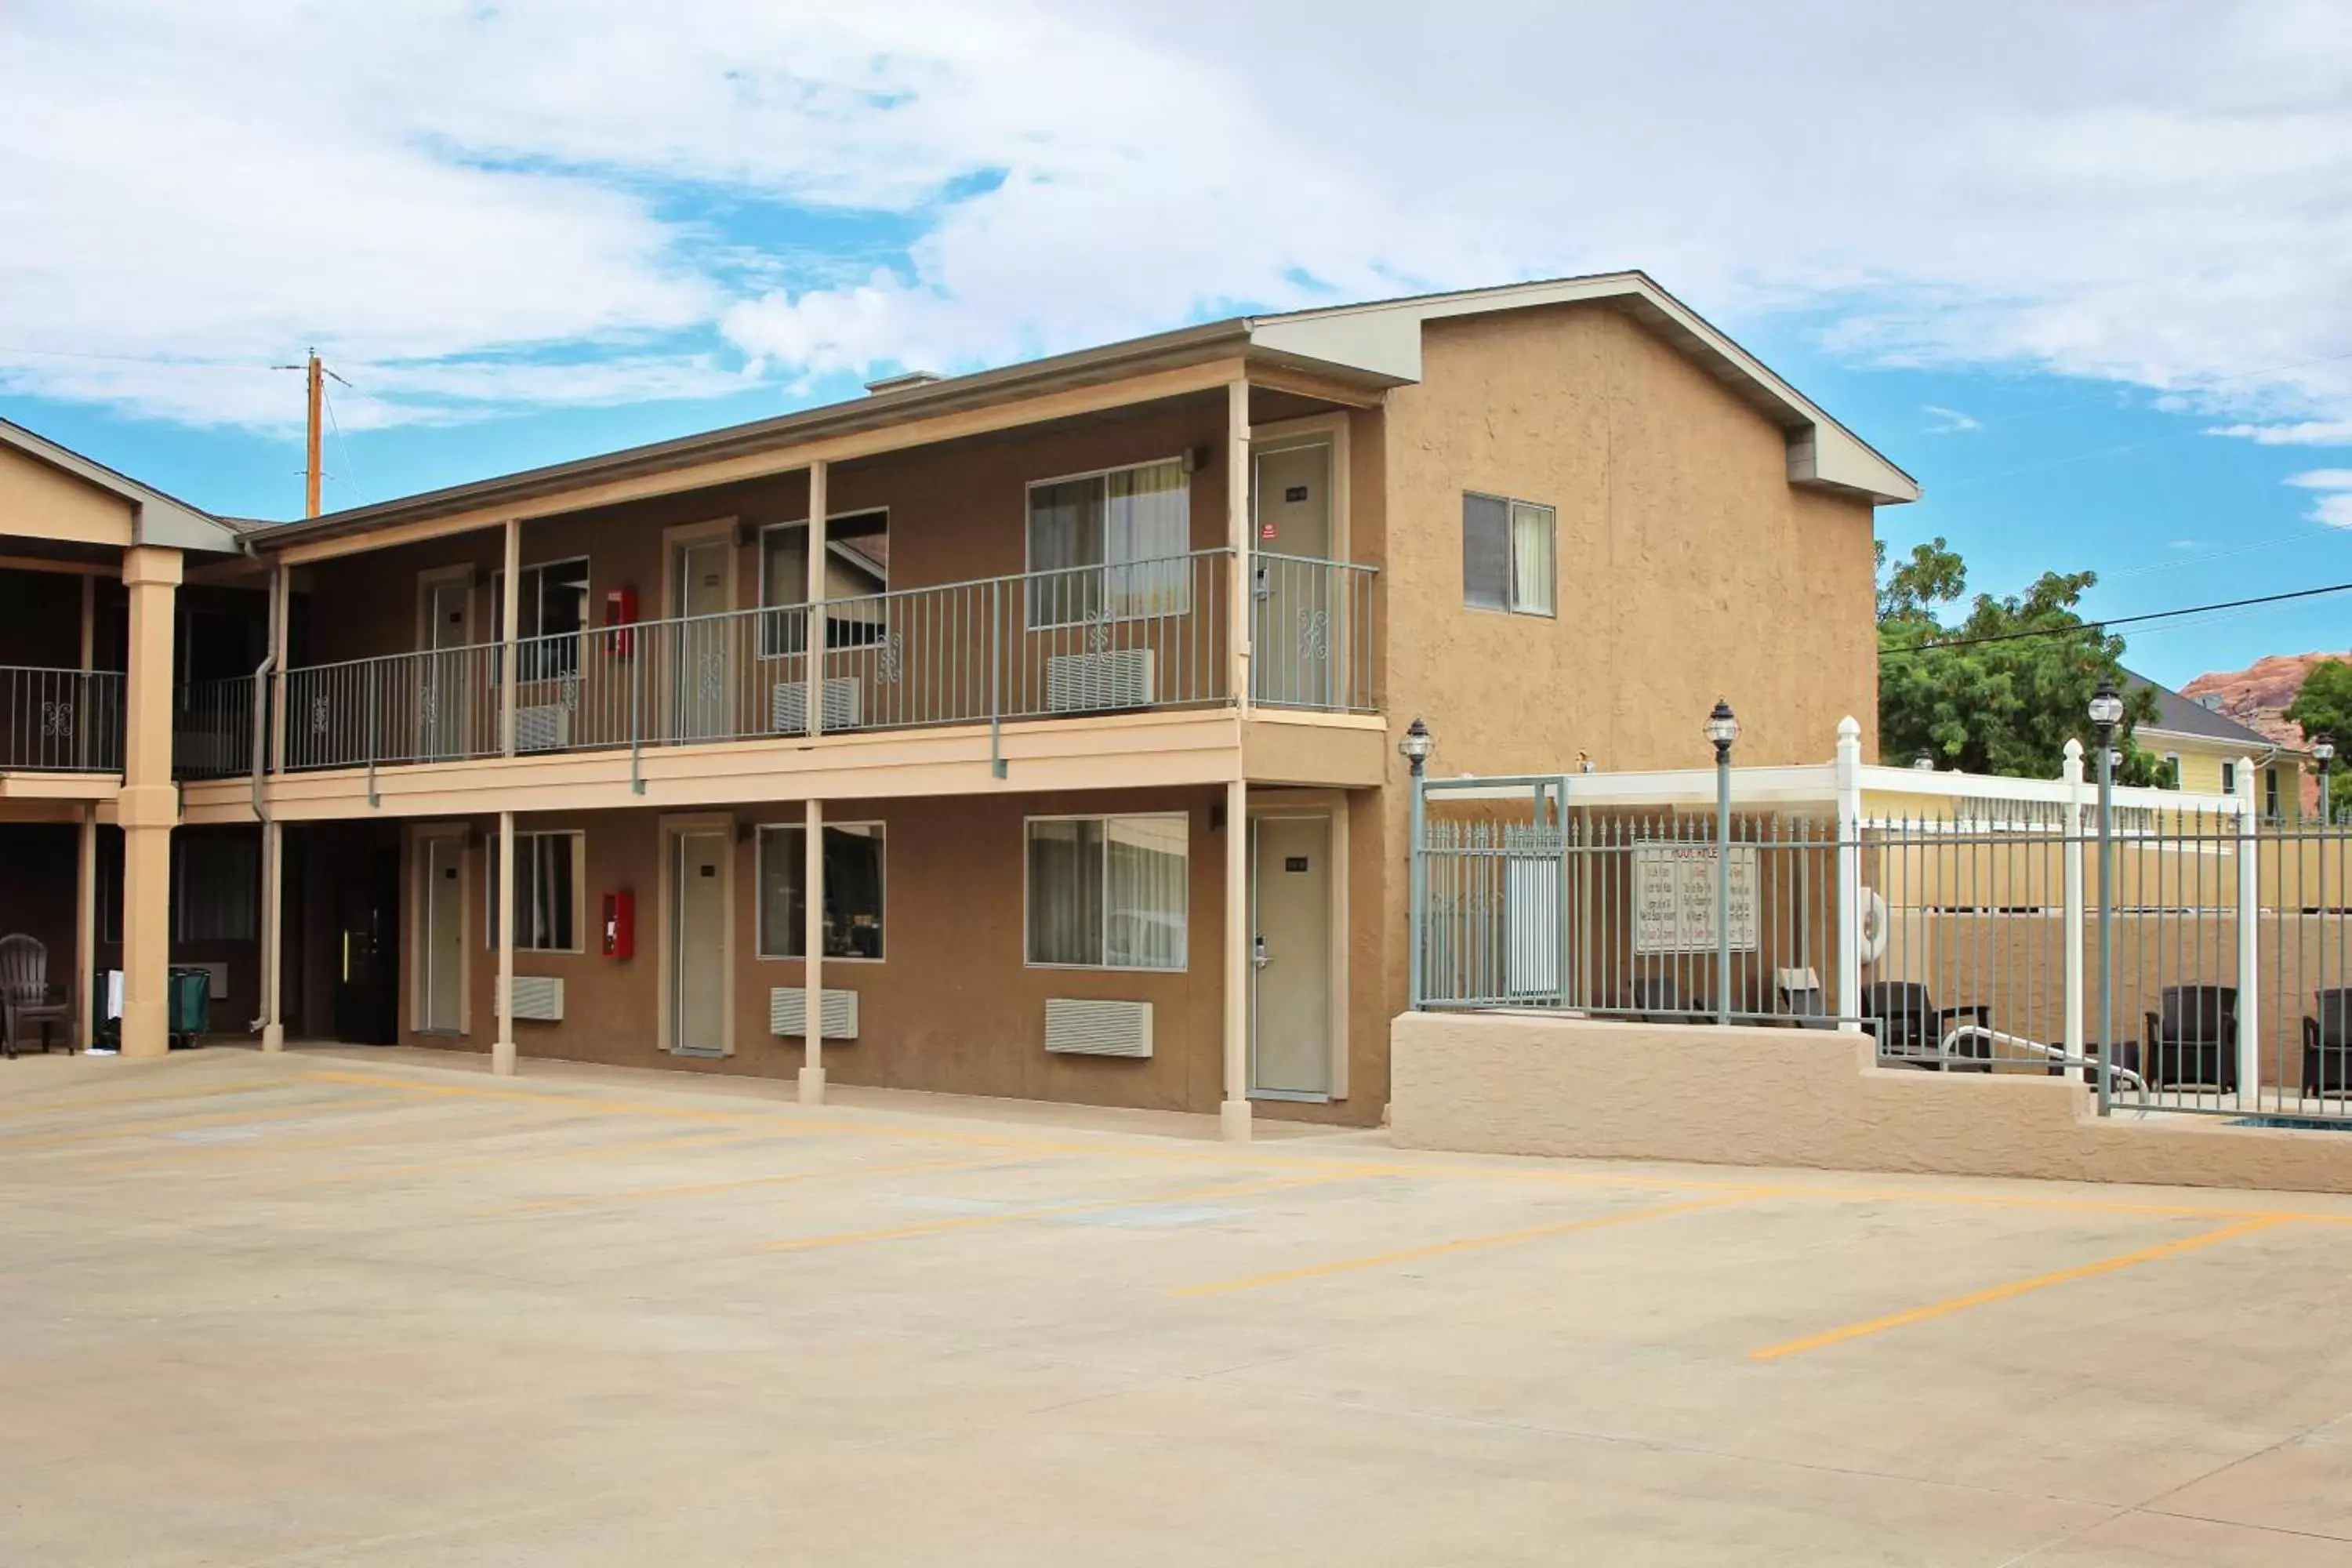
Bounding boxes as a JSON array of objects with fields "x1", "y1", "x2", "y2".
[
  {"x1": 4, "y1": 0, "x2": 2352, "y2": 441},
  {"x1": 1922, "y1": 405, "x2": 1980, "y2": 434},
  {"x1": 2287, "y1": 469, "x2": 2352, "y2": 528}
]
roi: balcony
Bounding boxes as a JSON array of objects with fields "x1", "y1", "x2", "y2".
[
  {"x1": 0, "y1": 666, "x2": 123, "y2": 773},
  {"x1": 249, "y1": 550, "x2": 1374, "y2": 779}
]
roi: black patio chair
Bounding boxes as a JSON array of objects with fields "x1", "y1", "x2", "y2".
[
  {"x1": 1861, "y1": 981, "x2": 1992, "y2": 1071},
  {"x1": 1776, "y1": 967, "x2": 1835, "y2": 1030},
  {"x1": 2303, "y1": 989, "x2": 2352, "y2": 1102},
  {"x1": 1, "y1": 935, "x2": 74, "y2": 1059},
  {"x1": 2143, "y1": 985, "x2": 2239, "y2": 1093}
]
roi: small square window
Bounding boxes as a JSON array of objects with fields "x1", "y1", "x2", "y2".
[
  {"x1": 759, "y1": 823, "x2": 886, "y2": 960},
  {"x1": 1463, "y1": 492, "x2": 1555, "y2": 615}
]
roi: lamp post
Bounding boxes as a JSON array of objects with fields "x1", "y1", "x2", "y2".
[
  {"x1": 2089, "y1": 677, "x2": 2125, "y2": 1116},
  {"x1": 1706, "y1": 699, "x2": 1740, "y2": 1025},
  {"x1": 2315, "y1": 734, "x2": 2336, "y2": 826},
  {"x1": 1401, "y1": 717, "x2": 1435, "y2": 1011}
]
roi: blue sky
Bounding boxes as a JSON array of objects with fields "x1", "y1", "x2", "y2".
[{"x1": 5, "y1": 1, "x2": 2349, "y2": 690}]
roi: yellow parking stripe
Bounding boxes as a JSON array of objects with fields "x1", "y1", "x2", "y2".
[
  {"x1": 502, "y1": 1152, "x2": 1013, "y2": 1213},
  {"x1": 1174, "y1": 1192, "x2": 1764, "y2": 1297},
  {"x1": 1748, "y1": 1215, "x2": 2289, "y2": 1362}
]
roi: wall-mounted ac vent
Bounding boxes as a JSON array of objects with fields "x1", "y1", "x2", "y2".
[
  {"x1": 770, "y1": 986, "x2": 859, "y2": 1040},
  {"x1": 1044, "y1": 997, "x2": 1152, "y2": 1058},
  {"x1": 1045, "y1": 649, "x2": 1156, "y2": 713},
  {"x1": 506, "y1": 975, "x2": 564, "y2": 1022},
  {"x1": 516, "y1": 703, "x2": 572, "y2": 753},
  {"x1": 771, "y1": 677, "x2": 862, "y2": 735}
]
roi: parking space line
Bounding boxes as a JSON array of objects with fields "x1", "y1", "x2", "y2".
[
  {"x1": 0, "y1": 1076, "x2": 300, "y2": 1121},
  {"x1": 0, "y1": 1091, "x2": 415, "y2": 1156},
  {"x1": 257, "y1": 1127, "x2": 779, "y2": 1192},
  {"x1": 28, "y1": 1109, "x2": 562, "y2": 1176},
  {"x1": 1173, "y1": 1191, "x2": 1766, "y2": 1298},
  {"x1": 499, "y1": 1152, "x2": 1015, "y2": 1214},
  {"x1": 762, "y1": 1169, "x2": 1368, "y2": 1254},
  {"x1": 1747, "y1": 1215, "x2": 2291, "y2": 1362}
]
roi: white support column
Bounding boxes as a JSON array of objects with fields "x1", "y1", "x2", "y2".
[
  {"x1": 499, "y1": 519, "x2": 521, "y2": 758},
  {"x1": 258, "y1": 819, "x2": 285, "y2": 1051},
  {"x1": 1221, "y1": 778, "x2": 1251, "y2": 1141},
  {"x1": 2060, "y1": 739, "x2": 2086, "y2": 1062},
  {"x1": 494, "y1": 810, "x2": 517, "y2": 1076},
  {"x1": 805, "y1": 461, "x2": 828, "y2": 740},
  {"x1": 118, "y1": 546, "x2": 180, "y2": 1059},
  {"x1": 800, "y1": 797, "x2": 826, "y2": 1105},
  {"x1": 1227, "y1": 378, "x2": 1252, "y2": 713},
  {"x1": 2235, "y1": 758, "x2": 2261, "y2": 1102},
  {"x1": 1832, "y1": 716, "x2": 1864, "y2": 1032}
]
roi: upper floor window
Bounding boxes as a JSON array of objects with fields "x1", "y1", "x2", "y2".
[
  {"x1": 2162, "y1": 753, "x2": 2181, "y2": 789},
  {"x1": 1463, "y1": 492, "x2": 1555, "y2": 616},
  {"x1": 1026, "y1": 458, "x2": 1192, "y2": 627},
  {"x1": 760, "y1": 512, "x2": 889, "y2": 658},
  {"x1": 2265, "y1": 766, "x2": 2281, "y2": 820},
  {"x1": 492, "y1": 559, "x2": 590, "y2": 682},
  {"x1": 2221, "y1": 760, "x2": 2238, "y2": 796}
]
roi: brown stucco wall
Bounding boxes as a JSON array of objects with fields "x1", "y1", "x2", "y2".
[
  {"x1": 399, "y1": 787, "x2": 1259, "y2": 1115},
  {"x1": 1392, "y1": 1011, "x2": 2352, "y2": 1195}
]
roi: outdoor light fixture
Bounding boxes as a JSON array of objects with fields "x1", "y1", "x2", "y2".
[
  {"x1": 2314, "y1": 734, "x2": 2337, "y2": 766},
  {"x1": 1704, "y1": 699, "x2": 1740, "y2": 762},
  {"x1": 2088, "y1": 678, "x2": 2125, "y2": 737},
  {"x1": 1399, "y1": 716, "x2": 1435, "y2": 775},
  {"x1": 1913, "y1": 751, "x2": 1936, "y2": 771}
]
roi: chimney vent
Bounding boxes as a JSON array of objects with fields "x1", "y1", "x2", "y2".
[{"x1": 864, "y1": 370, "x2": 944, "y2": 396}]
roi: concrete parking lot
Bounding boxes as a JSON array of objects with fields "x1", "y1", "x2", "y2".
[{"x1": 4, "y1": 1047, "x2": 2350, "y2": 1566}]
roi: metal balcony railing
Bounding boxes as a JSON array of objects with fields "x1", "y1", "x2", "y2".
[
  {"x1": 174, "y1": 675, "x2": 260, "y2": 780},
  {"x1": 271, "y1": 550, "x2": 1378, "y2": 775},
  {"x1": 0, "y1": 666, "x2": 123, "y2": 772}
]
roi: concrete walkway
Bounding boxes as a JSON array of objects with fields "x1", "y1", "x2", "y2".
[{"x1": 4, "y1": 1047, "x2": 2350, "y2": 1565}]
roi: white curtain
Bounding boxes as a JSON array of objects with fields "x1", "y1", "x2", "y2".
[
  {"x1": 1027, "y1": 818, "x2": 1104, "y2": 964},
  {"x1": 1104, "y1": 815, "x2": 1187, "y2": 969},
  {"x1": 1509, "y1": 501, "x2": 1555, "y2": 615},
  {"x1": 1104, "y1": 460, "x2": 1189, "y2": 617}
]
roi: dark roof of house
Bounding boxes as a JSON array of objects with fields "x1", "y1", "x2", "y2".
[{"x1": 2125, "y1": 670, "x2": 2287, "y2": 751}]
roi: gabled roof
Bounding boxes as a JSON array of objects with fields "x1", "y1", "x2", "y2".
[
  {"x1": 0, "y1": 416, "x2": 241, "y2": 554},
  {"x1": 1250, "y1": 272, "x2": 1919, "y2": 505},
  {"x1": 2125, "y1": 670, "x2": 2292, "y2": 753},
  {"x1": 249, "y1": 268, "x2": 1916, "y2": 551}
]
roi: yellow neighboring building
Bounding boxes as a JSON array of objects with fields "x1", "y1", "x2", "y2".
[{"x1": 2127, "y1": 670, "x2": 2308, "y2": 822}]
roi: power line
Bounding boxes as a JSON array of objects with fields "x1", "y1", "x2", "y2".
[{"x1": 1883, "y1": 580, "x2": 2352, "y2": 656}]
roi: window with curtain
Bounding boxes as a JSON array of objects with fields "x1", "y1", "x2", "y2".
[
  {"x1": 172, "y1": 831, "x2": 257, "y2": 942},
  {"x1": 1462, "y1": 492, "x2": 1556, "y2": 616},
  {"x1": 485, "y1": 831, "x2": 580, "y2": 952},
  {"x1": 757, "y1": 822, "x2": 886, "y2": 960},
  {"x1": 761, "y1": 512, "x2": 889, "y2": 658},
  {"x1": 1025, "y1": 814, "x2": 1188, "y2": 969},
  {"x1": 1026, "y1": 458, "x2": 1192, "y2": 627},
  {"x1": 492, "y1": 559, "x2": 590, "y2": 681}
]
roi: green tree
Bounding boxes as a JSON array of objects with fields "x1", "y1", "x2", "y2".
[
  {"x1": 2284, "y1": 657, "x2": 2352, "y2": 818},
  {"x1": 1878, "y1": 537, "x2": 2162, "y2": 782}
]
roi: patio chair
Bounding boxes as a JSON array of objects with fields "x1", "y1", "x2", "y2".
[
  {"x1": 1776, "y1": 967, "x2": 1835, "y2": 1030},
  {"x1": 2143, "y1": 985, "x2": 2239, "y2": 1093},
  {"x1": 2303, "y1": 989, "x2": 2352, "y2": 1101},
  {"x1": 1861, "y1": 981, "x2": 1991, "y2": 1071},
  {"x1": 1, "y1": 935, "x2": 74, "y2": 1059}
]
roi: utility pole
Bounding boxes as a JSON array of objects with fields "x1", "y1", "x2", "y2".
[{"x1": 304, "y1": 349, "x2": 323, "y2": 519}]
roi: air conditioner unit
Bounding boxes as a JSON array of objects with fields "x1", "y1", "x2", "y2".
[
  {"x1": 771, "y1": 677, "x2": 862, "y2": 734},
  {"x1": 506, "y1": 975, "x2": 564, "y2": 1022},
  {"x1": 1044, "y1": 997, "x2": 1152, "y2": 1059},
  {"x1": 769, "y1": 986, "x2": 859, "y2": 1041},
  {"x1": 515, "y1": 703, "x2": 572, "y2": 752},
  {"x1": 1044, "y1": 649, "x2": 1156, "y2": 713}
]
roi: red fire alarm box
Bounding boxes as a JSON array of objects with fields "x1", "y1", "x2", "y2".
[
  {"x1": 602, "y1": 889, "x2": 635, "y2": 959},
  {"x1": 604, "y1": 586, "x2": 639, "y2": 657}
]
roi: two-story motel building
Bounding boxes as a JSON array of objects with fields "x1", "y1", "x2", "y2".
[{"x1": 0, "y1": 273, "x2": 1915, "y2": 1136}]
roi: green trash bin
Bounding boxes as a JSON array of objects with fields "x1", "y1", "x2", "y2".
[{"x1": 165, "y1": 965, "x2": 212, "y2": 1048}]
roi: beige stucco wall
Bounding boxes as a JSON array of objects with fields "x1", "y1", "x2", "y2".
[
  {"x1": 1392, "y1": 1011, "x2": 2352, "y2": 1195},
  {"x1": 0, "y1": 445, "x2": 136, "y2": 550}
]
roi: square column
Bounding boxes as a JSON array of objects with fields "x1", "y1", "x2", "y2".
[
  {"x1": 118, "y1": 545, "x2": 181, "y2": 1059},
  {"x1": 494, "y1": 810, "x2": 517, "y2": 1076},
  {"x1": 1222, "y1": 779, "x2": 1251, "y2": 1141},
  {"x1": 800, "y1": 797, "x2": 826, "y2": 1104}
]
